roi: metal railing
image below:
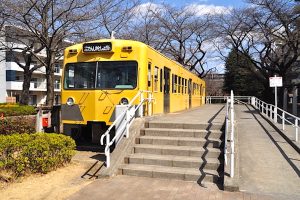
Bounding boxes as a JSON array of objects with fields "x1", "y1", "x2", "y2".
[
  {"x1": 224, "y1": 90, "x2": 235, "y2": 178},
  {"x1": 251, "y1": 97, "x2": 299, "y2": 142},
  {"x1": 206, "y1": 96, "x2": 252, "y2": 104},
  {"x1": 100, "y1": 90, "x2": 154, "y2": 168}
]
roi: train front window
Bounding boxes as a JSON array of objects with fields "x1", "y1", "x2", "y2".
[
  {"x1": 96, "y1": 61, "x2": 137, "y2": 89},
  {"x1": 64, "y1": 62, "x2": 96, "y2": 89},
  {"x1": 64, "y1": 61, "x2": 137, "y2": 90}
]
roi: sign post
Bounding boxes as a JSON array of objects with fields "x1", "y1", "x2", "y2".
[{"x1": 269, "y1": 76, "x2": 282, "y2": 123}]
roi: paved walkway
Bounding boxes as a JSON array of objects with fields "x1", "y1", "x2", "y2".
[
  {"x1": 149, "y1": 104, "x2": 226, "y2": 124},
  {"x1": 68, "y1": 175, "x2": 274, "y2": 200},
  {"x1": 67, "y1": 104, "x2": 300, "y2": 200},
  {"x1": 236, "y1": 104, "x2": 300, "y2": 200}
]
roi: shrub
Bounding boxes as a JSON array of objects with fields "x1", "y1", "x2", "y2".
[
  {"x1": 0, "y1": 116, "x2": 36, "y2": 135},
  {"x1": 0, "y1": 133, "x2": 76, "y2": 177},
  {"x1": 0, "y1": 103, "x2": 36, "y2": 117}
]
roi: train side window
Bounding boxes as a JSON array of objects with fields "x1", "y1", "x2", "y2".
[
  {"x1": 179, "y1": 77, "x2": 182, "y2": 94},
  {"x1": 172, "y1": 74, "x2": 175, "y2": 93},
  {"x1": 184, "y1": 79, "x2": 187, "y2": 94},
  {"x1": 193, "y1": 83, "x2": 195, "y2": 95},
  {"x1": 174, "y1": 75, "x2": 178, "y2": 93},
  {"x1": 200, "y1": 84, "x2": 202, "y2": 95},
  {"x1": 154, "y1": 66, "x2": 158, "y2": 92},
  {"x1": 178, "y1": 77, "x2": 180, "y2": 94},
  {"x1": 148, "y1": 62, "x2": 151, "y2": 87},
  {"x1": 182, "y1": 78, "x2": 184, "y2": 94},
  {"x1": 160, "y1": 69, "x2": 163, "y2": 92},
  {"x1": 183, "y1": 79, "x2": 185, "y2": 94}
]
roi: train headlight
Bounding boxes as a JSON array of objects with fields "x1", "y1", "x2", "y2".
[
  {"x1": 120, "y1": 98, "x2": 129, "y2": 105},
  {"x1": 66, "y1": 97, "x2": 75, "y2": 106}
]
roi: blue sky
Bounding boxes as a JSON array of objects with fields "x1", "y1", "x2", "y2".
[
  {"x1": 149, "y1": 0, "x2": 247, "y2": 8},
  {"x1": 139, "y1": 0, "x2": 248, "y2": 73}
]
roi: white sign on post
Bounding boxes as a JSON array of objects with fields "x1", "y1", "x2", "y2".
[
  {"x1": 269, "y1": 76, "x2": 282, "y2": 123},
  {"x1": 269, "y1": 76, "x2": 283, "y2": 87}
]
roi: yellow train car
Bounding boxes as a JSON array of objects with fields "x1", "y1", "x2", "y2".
[{"x1": 61, "y1": 39, "x2": 205, "y2": 143}]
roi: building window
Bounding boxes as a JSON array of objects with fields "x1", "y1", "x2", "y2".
[
  {"x1": 31, "y1": 78, "x2": 38, "y2": 88},
  {"x1": 5, "y1": 51, "x2": 15, "y2": 62},
  {"x1": 54, "y1": 79, "x2": 60, "y2": 89},
  {"x1": 55, "y1": 95, "x2": 61, "y2": 105},
  {"x1": 6, "y1": 70, "x2": 16, "y2": 81},
  {"x1": 29, "y1": 95, "x2": 37, "y2": 105},
  {"x1": 54, "y1": 63, "x2": 60, "y2": 73}
]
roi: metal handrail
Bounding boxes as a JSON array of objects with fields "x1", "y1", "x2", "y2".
[
  {"x1": 229, "y1": 91, "x2": 235, "y2": 177},
  {"x1": 252, "y1": 97, "x2": 299, "y2": 142},
  {"x1": 100, "y1": 90, "x2": 154, "y2": 167},
  {"x1": 224, "y1": 97, "x2": 229, "y2": 166},
  {"x1": 223, "y1": 90, "x2": 235, "y2": 178},
  {"x1": 206, "y1": 96, "x2": 252, "y2": 104}
]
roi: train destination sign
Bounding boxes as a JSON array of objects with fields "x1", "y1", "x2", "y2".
[{"x1": 83, "y1": 42, "x2": 112, "y2": 52}]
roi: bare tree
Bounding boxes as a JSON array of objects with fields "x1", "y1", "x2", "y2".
[
  {"x1": 125, "y1": 2, "x2": 168, "y2": 50},
  {"x1": 92, "y1": 0, "x2": 140, "y2": 38},
  {"x1": 153, "y1": 5, "x2": 213, "y2": 78},
  {"x1": 2, "y1": 0, "x2": 94, "y2": 106},
  {"x1": 216, "y1": 0, "x2": 300, "y2": 90},
  {"x1": 0, "y1": 7, "x2": 6, "y2": 31}
]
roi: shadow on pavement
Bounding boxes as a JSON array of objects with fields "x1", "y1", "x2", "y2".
[{"x1": 244, "y1": 104, "x2": 300, "y2": 177}]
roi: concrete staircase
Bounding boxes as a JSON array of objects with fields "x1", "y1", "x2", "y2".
[{"x1": 119, "y1": 121, "x2": 224, "y2": 184}]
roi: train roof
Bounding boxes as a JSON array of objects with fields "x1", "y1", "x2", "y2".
[{"x1": 66, "y1": 39, "x2": 203, "y2": 81}]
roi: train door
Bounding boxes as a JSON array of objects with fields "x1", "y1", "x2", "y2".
[
  {"x1": 188, "y1": 79, "x2": 192, "y2": 108},
  {"x1": 163, "y1": 67, "x2": 170, "y2": 113}
]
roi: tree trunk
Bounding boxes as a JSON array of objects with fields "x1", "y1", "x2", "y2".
[
  {"x1": 19, "y1": 70, "x2": 32, "y2": 105},
  {"x1": 45, "y1": 54, "x2": 55, "y2": 106}
]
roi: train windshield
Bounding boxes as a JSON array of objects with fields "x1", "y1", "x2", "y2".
[{"x1": 64, "y1": 61, "x2": 137, "y2": 89}]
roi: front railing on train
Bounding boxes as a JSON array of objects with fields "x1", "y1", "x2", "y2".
[{"x1": 100, "y1": 90, "x2": 154, "y2": 168}]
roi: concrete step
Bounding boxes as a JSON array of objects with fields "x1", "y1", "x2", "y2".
[
  {"x1": 125, "y1": 153, "x2": 222, "y2": 170},
  {"x1": 133, "y1": 144, "x2": 222, "y2": 158},
  {"x1": 119, "y1": 164, "x2": 221, "y2": 183},
  {"x1": 147, "y1": 121, "x2": 224, "y2": 130},
  {"x1": 137, "y1": 136, "x2": 222, "y2": 148},
  {"x1": 141, "y1": 128, "x2": 223, "y2": 139}
]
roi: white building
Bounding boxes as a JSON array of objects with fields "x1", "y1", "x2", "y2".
[{"x1": 0, "y1": 26, "x2": 62, "y2": 105}]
